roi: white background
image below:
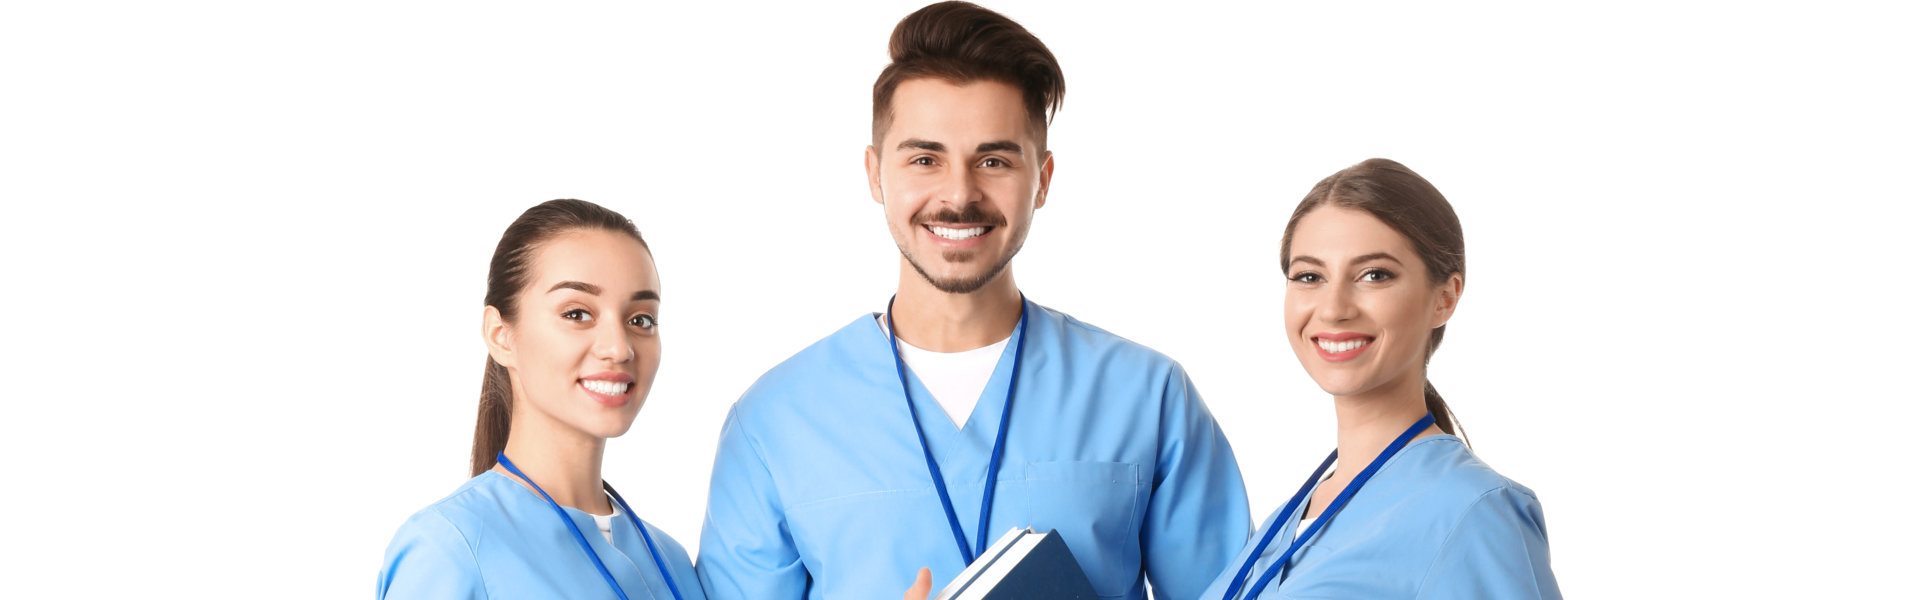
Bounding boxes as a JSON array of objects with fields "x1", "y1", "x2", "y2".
[{"x1": 2, "y1": 1, "x2": 1915, "y2": 597}]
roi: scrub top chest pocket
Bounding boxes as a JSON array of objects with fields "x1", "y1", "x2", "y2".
[{"x1": 1023, "y1": 460, "x2": 1143, "y2": 597}]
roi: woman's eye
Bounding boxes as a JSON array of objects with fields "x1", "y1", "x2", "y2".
[
  {"x1": 1290, "y1": 272, "x2": 1323, "y2": 284},
  {"x1": 1362, "y1": 269, "x2": 1395, "y2": 282},
  {"x1": 629, "y1": 314, "x2": 657, "y2": 329},
  {"x1": 562, "y1": 309, "x2": 593, "y2": 322}
]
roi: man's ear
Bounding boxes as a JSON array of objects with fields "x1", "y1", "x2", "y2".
[
  {"x1": 1034, "y1": 151, "x2": 1054, "y2": 209},
  {"x1": 483, "y1": 305, "x2": 517, "y2": 369},
  {"x1": 866, "y1": 145, "x2": 885, "y2": 205},
  {"x1": 1431, "y1": 273, "x2": 1464, "y2": 328}
]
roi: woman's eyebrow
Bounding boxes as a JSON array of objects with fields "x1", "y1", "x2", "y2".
[
  {"x1": 1348, "y1": 252, "x2": 1403, "y2": 266},
  {"x1": 547, "y1": 280, "x2": 601, "y2": 295}
]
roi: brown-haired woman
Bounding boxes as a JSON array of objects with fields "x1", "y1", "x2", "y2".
[
  {"x1": 377, "y1": 199, "x2": 705, "y2": 600},
  {"x1": 1202, "y1": 160, "x2": 1563, "y2": 599}
]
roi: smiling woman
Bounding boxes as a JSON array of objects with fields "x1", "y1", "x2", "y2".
[
  {"x1": 377, "y1": 199, "x2": 707, "y2": 600},
  {"x1": 1202, "y1": 159, "x2": 1562, "y2": 600}
]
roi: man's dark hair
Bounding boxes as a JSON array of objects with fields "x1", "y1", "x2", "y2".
[{"x1": 871, "y1": 1, "x2": 1065, "y2": 150}]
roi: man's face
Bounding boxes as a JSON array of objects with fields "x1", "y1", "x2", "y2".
[{"x1": 866, "y1": 77, "x2": 1053, "y2": 294}]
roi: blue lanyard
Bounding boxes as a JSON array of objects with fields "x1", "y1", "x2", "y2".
[
  {"x1": 885, "y1": 294, "x2": 1030, "y2": 565},
  {"x1": 497, "y1": 453, "x2": 686, "y2": 600},
  {"x1": 1219, "y1": 414, "x2": 1436, "y2": 600}
]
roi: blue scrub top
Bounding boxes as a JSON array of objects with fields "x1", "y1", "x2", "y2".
[
  {"x1": 696, "y1": 301, "x2": 1251, "y2": 600},
  {"x1": 378, "y1": 471, "x2": 705, "y2": 600},
  {"x1": 1201, "y1": 434, "x2": 1561, "y2": 600}
]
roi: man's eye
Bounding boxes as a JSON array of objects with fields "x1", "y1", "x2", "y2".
[
  {"x1": 563, "y1": 309, "x2": 592, "y2": 322},
  {"x1": 911, "y1": 156, "x2": 935, "y2": 166},
  {"x1": 980, "y1": 158, "x2": 1007, "y2": 168}
]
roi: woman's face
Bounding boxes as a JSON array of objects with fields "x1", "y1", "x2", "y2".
[
  {"x1": 489, "y1": 228, "x2": 662, "y2": 441},
  {"x1": 1284, "y1": 206, "x2": 1459, "y2": 400}
]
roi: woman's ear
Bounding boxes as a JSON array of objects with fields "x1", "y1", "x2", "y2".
[
  {"x1": 483, "y1": 305, "x2": 517, "y2": 369},
  {"x1": 1431, "y1": 272, "x2": 1464, "y2": 328}
]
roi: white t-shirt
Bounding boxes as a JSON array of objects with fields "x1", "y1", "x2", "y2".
[
  {"x1": 877, "y1": 315, "x2": 1011, "y2": 427},
  {"x1": 590, "y1": 496, "x2": 619, "y2": 543}
]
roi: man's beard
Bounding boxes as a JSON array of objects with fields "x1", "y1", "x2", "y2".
[{"x1": 900, "y1": 204, "x2": 1019, "y2": 294}]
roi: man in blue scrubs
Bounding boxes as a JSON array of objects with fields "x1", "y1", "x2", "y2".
[{"x1": 696, "y1": 3, "x2": 1250, "y2": 599}]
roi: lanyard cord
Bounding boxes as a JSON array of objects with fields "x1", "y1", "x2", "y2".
[
  {"x1": 1220, "y1": 413, "x2": 1436, "y2": 600},
  {"x1": 885, "y1": 294, "x2": 1031, "y2": 565},
  {"x1": 606, "y1": 482, "x2": 686, "y2": 600},
  {"x1": 497, "y1": 453, "x2": 685, "y2": 600}
]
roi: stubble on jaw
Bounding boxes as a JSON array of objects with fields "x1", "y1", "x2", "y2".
[
  {"x1": 897, "y1": 204, "x2": 1018, "y2": 294},
  {"x1": 900, "y1": 243, "x2": 1018, "y2": 294}
]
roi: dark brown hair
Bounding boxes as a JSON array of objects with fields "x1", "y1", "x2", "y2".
[
  {"x1": 871, "y1": 1, "x2": 1065, "y2": 149},
  {"x1": 471, "y1": 199, "x2": 648, "y2": 476},
  {"x1": 1280, "y1": 159, "x2": 1469, "y2": 441}
]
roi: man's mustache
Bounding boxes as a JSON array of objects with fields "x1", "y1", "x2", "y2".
[{"x1": 911, "y1": 205, "x2": 1008, "y2": 227}]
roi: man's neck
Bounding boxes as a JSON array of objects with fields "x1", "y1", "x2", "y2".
[{"x1": 890, "y1": 267, "x2": 1023, "y2": 352}]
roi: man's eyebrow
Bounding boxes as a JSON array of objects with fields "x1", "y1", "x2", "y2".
[
  {"x1": 897, "y1": 139, "x2": 944, "y2": 152},
  {"x1": 976, "y1": 140, "x2": 1022, "y2": 155},
  {"x1": 547, "y1": 281, "x2": 601, "y2": 295}
]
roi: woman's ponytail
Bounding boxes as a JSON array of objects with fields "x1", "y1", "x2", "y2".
[{"x1": 470, "y1": 357, "x2": 514, "y2": 476}]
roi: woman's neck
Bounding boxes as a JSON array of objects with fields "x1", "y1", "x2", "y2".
[
  {"x1": 495, "y1": 418, "x2": 612, "y2": 515},
  {"x1": 1305, "y1": 374, "x2": 1438, "y2": 519},
  {"x1": 1331, "y1": 389, "x2": 1436, "y2": 471}
]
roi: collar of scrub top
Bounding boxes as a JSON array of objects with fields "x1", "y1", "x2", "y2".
[
  {"x1": 885, "y1": 293, "x2": 1031, "y2": 566},
  {"x1": 496, "y1": 452, "x2": 686, "y2": 600},
  {"x1": 1220, "y1": 413, "x2": 1436, "y2": 600}
]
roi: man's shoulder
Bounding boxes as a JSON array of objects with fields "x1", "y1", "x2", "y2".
[
  {"x1": 1031, "y1": 302, "x2": 1184, "y2": 372},
  {"x1": 731, "y1": 313, "x2": 885, "y2": 410}
]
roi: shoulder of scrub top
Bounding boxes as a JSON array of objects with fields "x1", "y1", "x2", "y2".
[
  {"x1": 400, "y1": 472, "x2": 525, "y2": 547},
  {"x1": 380, "y1": 474, "x2": 508, "y2": 597},
  {"x1": 1028, "y1": 301, "x2": 1189, "y2": 371},
  {"x1": 1391, "y1": 435, "x2": 1545, "y2": 519},
  {"x1": 1400, "y1": 437, "x2": 1560, "y2": 598}
]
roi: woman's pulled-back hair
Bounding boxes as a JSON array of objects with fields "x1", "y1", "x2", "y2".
[
  {"x1": 871, "y1": 1, "x2": 1065, "y2": 149},
  {"x1": 1280, "y1": 159, "x2": 1469, "y2": 441},
  {"x1": 471, "y1": 199, "x2": 647, "y2": 476}
]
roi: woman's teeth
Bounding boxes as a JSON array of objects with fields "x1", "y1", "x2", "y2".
[
  {"x1": 929, "y1": 225, "x2": 986, "y2": 240},
  {"x1": 582, "y1": 380, "x2": 630, "y2": 396},
  {"x1": 1317, "y1": 338, "x2": 1370, "y2": 353}
]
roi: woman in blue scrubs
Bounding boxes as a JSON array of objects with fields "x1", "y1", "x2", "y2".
[
  {"x1": 378, "y1": 199, "x2": 703, "y2": 600},
  {"x1": 1204, "y1": 159, "x2": 1562, "y2": 599}
]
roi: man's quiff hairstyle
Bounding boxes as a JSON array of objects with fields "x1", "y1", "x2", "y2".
[{"x1": 871, "y1": 1, "x2": 1065, "y2": 150}]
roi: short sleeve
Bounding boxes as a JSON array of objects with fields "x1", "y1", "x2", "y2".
[
  {"x1": 1140, "y1": 366, "x2": 1252, "y2": 600},
  {"x1": 1415, "y1": 487, "x2": 1562, "y2": 600},
  {"x1": 377, "y1": 509, "x2": 487, "y2": 600},
  {"x1": 696, "y1": 406, "x2": 808, "y2": 600}
]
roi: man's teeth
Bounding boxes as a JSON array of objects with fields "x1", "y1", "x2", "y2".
[
  {"x1": 1317, "y1": 338, "x2": 1370, "y2": 353},
  {"x1": 582, "y1": 380, "x2": 630, "y2": 396},
  {"x1": 929, "y1": 225, "x2": 987, "y2": 240}
]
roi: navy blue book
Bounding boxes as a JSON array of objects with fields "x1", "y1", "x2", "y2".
[{"x1": 930, "y1": 528, "x2": 1099, "y2": 600}]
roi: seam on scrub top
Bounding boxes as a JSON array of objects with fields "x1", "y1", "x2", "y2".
[
  {"x1": 426, "y1": 507, "x2": 490, "y2": 594},
  {"x1": 727, "y1": 405, "x2": 789, "y2": 515},
  {"x1": 1410, "y1": 486, "x2": 1529, "y2": 599},
  {"x1": 783, "y1": 485, "x2": 984, "y2": 513}
]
